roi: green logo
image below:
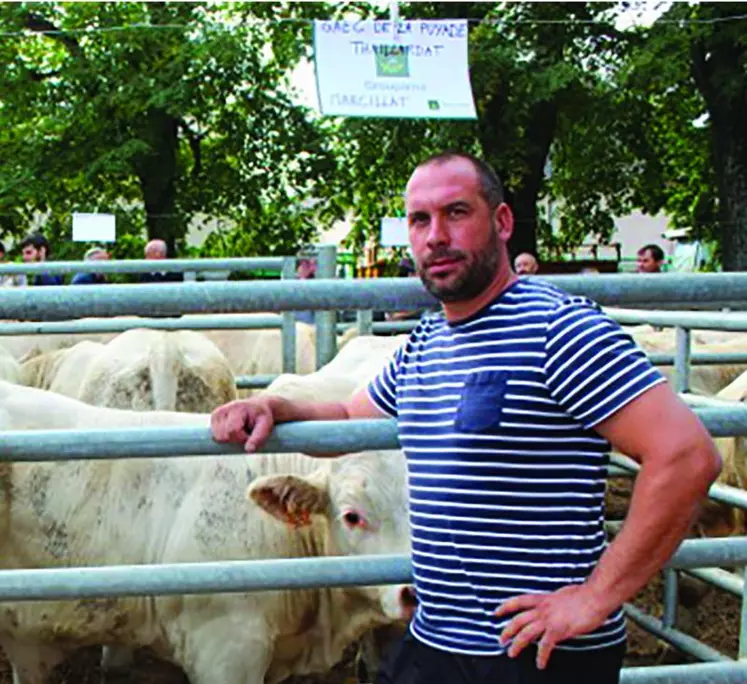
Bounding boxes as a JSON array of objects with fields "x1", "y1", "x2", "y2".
[
  {"x1": 375, "y1": 46, "x2": 409, "y2": 77},
  {"x1": 428, "y1": 100, "x2": 440, "y2": 110}
]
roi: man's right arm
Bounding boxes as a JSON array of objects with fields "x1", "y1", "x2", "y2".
[{"x1": 210, "y1": 388, "x2": 385, "y2": 454}]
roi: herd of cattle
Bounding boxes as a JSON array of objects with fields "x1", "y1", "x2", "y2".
[{"x1": 0, "y1": 316, "x2": 744, "y2": 683}]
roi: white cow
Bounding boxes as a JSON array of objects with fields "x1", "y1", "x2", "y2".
[
  {"x1": 0, "y1": 381, "x2": 411, "y2": 684},
  {"x1": 19, "y1": 328, "x2": 237, "y2": 412},
  {"x1": 201, "y1": 317, "x2": 318, "y2": 383},
  {"x1": 625, "y1": 327, "x2": 747, "y2": 396},
  {"x1": 0, "y1": 345, "x2": 20, "y2": 384}
]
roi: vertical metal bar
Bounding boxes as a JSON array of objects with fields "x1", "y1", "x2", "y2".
[
  {"x1": 674, "y1": 326, "x2": 691, "y2": 394},
  {"x1": 662, "y1": 568, "x2": 679, "y2": 628},
  {"x1": 315, "y1": 245, "x2": 338, "y2": 370},
  {"x1": 740, "y1": 565, "x2": 747, "y2": 659},
  {"x1": 357, "y1": 309, "x2": 373, "y2": 336},
  {"x1": 281, "y1": 257, "x2": 297, "y2": 374}
]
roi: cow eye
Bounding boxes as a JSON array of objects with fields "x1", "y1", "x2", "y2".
[{"x1": 342, "y1": 510, "x2": 365, "y2": 528}]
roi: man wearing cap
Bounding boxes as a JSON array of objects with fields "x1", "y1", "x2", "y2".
[{"x1": 71, "y1": 247, "x2": 110, "y2": 285}]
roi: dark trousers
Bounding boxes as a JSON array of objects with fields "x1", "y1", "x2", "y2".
[{"x1": 376, "y1": 630, "x2": 625, "y2": 684}]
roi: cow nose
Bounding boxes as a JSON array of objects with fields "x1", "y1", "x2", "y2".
[{"x1": 399, "y1": 586, "x2": 418, "y2": 615}]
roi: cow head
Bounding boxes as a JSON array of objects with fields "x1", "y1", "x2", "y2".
[{"x1": 247, "y1": 450, "x2": 415, "y2": 622}]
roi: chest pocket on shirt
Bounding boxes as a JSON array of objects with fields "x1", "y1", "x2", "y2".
[{"x1": 455, "y1": 370, "x2": 510, "y2": 433}]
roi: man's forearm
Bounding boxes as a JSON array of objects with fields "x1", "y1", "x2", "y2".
[
  {"x1": 585, "y1": 449, "x2": 718, "y2": 614},
  {"x1": 267, "y1": 395, "x2": 351, "y2": 424}
]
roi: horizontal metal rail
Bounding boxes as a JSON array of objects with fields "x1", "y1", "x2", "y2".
[
  {"x1": 624, "y1": 603, "x2": 731, "y2": 663},
  {"x1": 0, "y1": 554, "x2": 412, "y2": 601},
  {"x1": 0, "y1": 420, "x2": 400, "y2": 461},
  {"x1": 684, "y1": 567, "x2": 744, "y2": 597},
  {"x1": 4, "y1": 273, "x2": 747, "y2": 321},
  {"x1": 648, "y1": 352, "x2": 747, "y2": 367},
  {"x1": 337, "y1": 321, "x2": 420, "y2": 335},
  {"x1": 235, "y1": 374, "x2": 279, "y2": 390},
  {"x1": 0, "y1": 314, "x2": 284, "y2": 336},
  {"x1": 608, "y1": 307, "x2": 747, "y2": 331},
  {"x1": 0, "y1": 538, "x2": 739, "y2": 602},
  {"x1": 621, "y1": 661, "x2": 747, "y2": 683},
  {"x1": 0, "y1": 256, "x2": 288, "y2": 276},
  {"x1": 2, "y1": 406, "x2": 741, "y2": 462}
]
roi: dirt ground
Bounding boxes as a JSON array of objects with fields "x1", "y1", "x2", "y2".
[{"x1": 0, "y1": 476, "x2": 739, "y2": 683}]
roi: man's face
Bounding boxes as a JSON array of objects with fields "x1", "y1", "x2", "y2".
[
  {"x1": 636, "y1": 249, "x2": 661, "y2": 273},
  {"x1": 22, "y1": 245, "x2": 43, "y2": 263},
  {"x1": 405, "y1": 158, "x2": 510, "y2": 302},
  {"x1": 514, "y1": 253, "x2": 538, "y2": 275},
  {"x1": 297, "y1": 259, "x2": 316, "y2": 279}
]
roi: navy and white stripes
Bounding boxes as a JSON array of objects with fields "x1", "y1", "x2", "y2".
[{"x1": 368, "y1": 279, "x2": 665, "y2": 656}]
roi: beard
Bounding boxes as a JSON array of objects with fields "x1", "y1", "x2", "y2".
[{"x1": 417, "y1": 222, "x2": 501, "y2": 303}]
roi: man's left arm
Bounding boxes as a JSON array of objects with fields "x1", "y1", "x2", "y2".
[
  {"x1": 497, "y1": 301, "x2": 722, "y2": 669},
  {"x1": 498, "y1": 382, "x2": 721, "y2": 667}
]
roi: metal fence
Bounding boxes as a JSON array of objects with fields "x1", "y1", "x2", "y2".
[{"x1": 3, "y1": 268, "x2": 747, "y2": 680}]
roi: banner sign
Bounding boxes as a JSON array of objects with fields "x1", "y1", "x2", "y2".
[
  {"x1": 72, "y1": 213, "x2": 116, "y2": 242},
  {"x1": 313, "y1": 19, "x2": 477, "y2": 119}
]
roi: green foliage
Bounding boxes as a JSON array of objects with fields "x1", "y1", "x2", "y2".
[{"x1": 0, "y1": 1, "x2": 338, "y2": 257}]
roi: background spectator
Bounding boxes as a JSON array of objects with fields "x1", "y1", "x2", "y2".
[
  {"x1": 139, "y1": 239, "x2": 184, "y2": 283},
  {"x1": 636, "y1": 244, "x2": 665, "y2": 273},
  {"x1": 513, "y1": 251, "x2": 539, "y2": 275},
  {"x1": 19, "y1": 233, "x2": 63, "y2": 286},
  {"x1": 294, "y1": 254, "x2": 317, "y2": 324},
  {"x1": 71, "y1": 246, "x2": 110, "y2": 285}
]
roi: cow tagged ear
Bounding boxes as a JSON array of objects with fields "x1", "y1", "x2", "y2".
[{"x1": 248, "y1": 473, "x2": 330, "y2": 528}]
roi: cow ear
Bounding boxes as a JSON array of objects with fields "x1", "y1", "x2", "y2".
[{"x1": 248, "y1": 473, "x2": 330, "y2": 528}]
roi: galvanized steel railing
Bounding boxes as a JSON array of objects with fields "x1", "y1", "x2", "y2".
[{"x1": 4, "y1": 269, "x2": 747, "y2": 680}]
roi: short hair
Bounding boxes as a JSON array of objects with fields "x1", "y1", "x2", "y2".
[
  {"x1": 19, "y1": 232, "x2": 50, "y2": 253},
  {"x1": 638, "y1": 244, "x2": 664, "y2": 262},
  {"x1": 0, "y1": 241, "x2": 5, "y2": 254},
  {"x1": 84, "y1": 246, "x2": 107, "y2": 260},
  {"x1": 415, "y1": 151, "x2": 504, "y2": 210}
]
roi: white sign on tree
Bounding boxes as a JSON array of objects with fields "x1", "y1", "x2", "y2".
[
  {"x1": 72, "y1": 213, "x2": 116, "y2": 242},
  {"x1": 313, "y1": 19, "x2": 477, "y2": 119}
]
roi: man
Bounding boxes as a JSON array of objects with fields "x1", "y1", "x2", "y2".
[
  {"x1": 139, "y1": 239, "x2": 184, "y2": 283},
  {"x1": 19, "y1": 233, "x2": 62, "y2": 286},
  {"x1": 71, "y1": 246, "x2": 110, "y2": 285},
  {"x1": 636, "y1": 244, "x2": 665, "y2": 273},
  {"x1": 294, "y1": 254, "x2": 317, "y2": 325},
  {"x1": 211, "y1": 152, "x2": 721, "y2": 683},
  {"x1": 514, "y1": 251, "x2": 539, "y2": 275}
]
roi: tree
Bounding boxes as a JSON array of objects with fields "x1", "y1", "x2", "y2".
[
  {"x1": 631, "y1": 3, "x2": 747, "y2": 271},
  {"x1": 0, "y1": 2, "x2": 336, "y2": 257}
]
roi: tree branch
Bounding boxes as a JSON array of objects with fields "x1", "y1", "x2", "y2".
[{"x1": 23, "y1": 13, "x2": 83, "y2": 58}]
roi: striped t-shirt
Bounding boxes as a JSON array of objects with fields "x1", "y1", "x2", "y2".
[{"x1": 367, "y1": 279, "x2": 665, "y2": 656}]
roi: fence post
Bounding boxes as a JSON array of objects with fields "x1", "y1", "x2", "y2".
[
  {"x1": 674, "y1": 326, "x2": 691, "y2": 394},
  {"x1": 357, "y1": 309, "x2": 373, "y2": 336},
  {"x1": 740, "y1": 566, "x2": 747, "y2": 659},
  {"x1": 316, "y1": 245, "x2": 338, "y2": 370},
  {"x1": 281, "y1": 257, "x2": 297, "y2": 374},
  {"x1": 662, "y1": 569, "x2": 679, "y2": 628}
]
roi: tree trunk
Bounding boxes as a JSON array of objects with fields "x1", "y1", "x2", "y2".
[
  {"x1": 133, "y1": 108, "x2": 180, "y2": 257},
  {"x1": 712, "y1": 121, "x2": 747, "y2": 271},
  {"x1": 480, "y1": 98, "x2": 558, "y2": 262},
  {"x1": 690, "y1": 23, "x2": 747, "y2": 271}
]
